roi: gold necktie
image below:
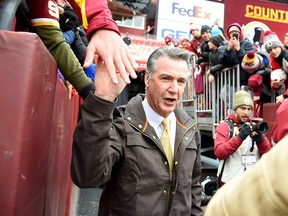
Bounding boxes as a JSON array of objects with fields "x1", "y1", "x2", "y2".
[{"x1": 161, "y1": 118, "x2": 173, "y2": 173}]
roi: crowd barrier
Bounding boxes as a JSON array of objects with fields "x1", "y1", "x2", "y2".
[
  {"x1": 0, "y1": 30, "x2": 79, "y2": 216},
  {"x1": 182, "y1": 56, "x2": 241, "y2": 137}
]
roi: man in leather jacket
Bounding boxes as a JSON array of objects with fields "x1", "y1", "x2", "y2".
[{"x1": 71, "y1": 46, "x2": 203, "y2": 216}]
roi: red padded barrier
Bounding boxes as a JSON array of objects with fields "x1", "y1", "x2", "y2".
[
  {"x1": 0, "y1": 30, "x2": 79, "y2": 215},
  {"x1": 263, "y1": 102, "x2": 280, "y2": 142}
]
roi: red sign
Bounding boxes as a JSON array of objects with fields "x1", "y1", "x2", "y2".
[
  {"x1": 225, "y1": 0, "x2": 288, "y2": 41},
  {"x1": 126, "y1": 35, "x2": 165, "y2": 71}
]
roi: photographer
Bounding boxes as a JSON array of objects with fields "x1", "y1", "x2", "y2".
[{"x1": 214, "y1": 90, "x2": 272, "y2": 184}]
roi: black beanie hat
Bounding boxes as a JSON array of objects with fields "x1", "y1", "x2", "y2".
[
  {"x1": 201, "y1": 25, "x2": 212, "y2": 34},
  {"x1": 209, "y1": 34, "x2": 224, "y2": 47}
]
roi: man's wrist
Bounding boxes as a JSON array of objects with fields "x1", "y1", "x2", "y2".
[{"x1": 94, "y1": 91, "x2": 117, "y2": 102}]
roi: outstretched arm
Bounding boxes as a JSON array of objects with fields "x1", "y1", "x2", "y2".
[{"x1": 84, "y1": 30, "x2": 137, "y2": 85}]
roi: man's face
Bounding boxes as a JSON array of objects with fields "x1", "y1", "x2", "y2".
[
  {"x1": 269, "y1": 47, "x2": 282, "y2": 58},
  {"x1": 145, "y1": 56, "x2": 188, "y2": 118},
  {"x1": 202, "y1": 31, "x2": 211, "y2": 42},
  {"x1": 190, "y1": 29, "x2": 200, "y2": 37},
  {"x1": 235, "y1": 105, "x2": 252, "y2": 123},
  {"x1": 208, "y1": 41, "x2": 217, "y2": 50},
  {"x1": 181, "y1": 39, "x2": 191, "y2": 49}
]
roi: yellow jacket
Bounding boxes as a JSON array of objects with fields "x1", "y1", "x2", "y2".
[{"x1": 204, "y1": 135, "x2": 288, "y2": 216}]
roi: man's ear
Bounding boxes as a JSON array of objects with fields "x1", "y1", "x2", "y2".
[{"x1": 144, "y1": 73, "x2": 149, "y2": 87}]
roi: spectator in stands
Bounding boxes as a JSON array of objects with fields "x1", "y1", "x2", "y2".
[
  {"x1": 57, "y1": 1, "x2": 77, "y2": 44},
  {"x1": 241, "y1": 51, "x2": 271, "y2": 117},
  {"x1": 57, "y1": 1, "x2": 96, "y2": 93},
  {"x1": 172, "y1": 38, "x2": 182, "y2": 48},
  {"x1": 206, "y1": 34, "x2": 228, "y2": 117},
  {"x1": 71, "y1": 46, "x2": 203, "y2": 216},
  {"x1": 180, "y1": 35, "x2": 192, "y2": 51},
  {"x1": 207, "y1": 34, "x2": 228, "y2": 83},
  {"x1": 205, "y1": 134, "x2": 288, "y2": 216},
  {"x1": 164, "y1": 35, "x2": 174, "y2": 47},
  {"x1": 270, "y1": 69, "x2": 287, "y2": 100},
  {"x1": 221, "y1": 23, "x2": 255, "y2": 87},
  {"x1": 26, "y1": 0, "x2": 137, "y2": 99},
  {"x1": 271, "y1": 98, "x2": 288, "y2": 145},
  {"x1": 193, "y1": 25, "x2": 212, "y2": 97},
  {"x1": 214, "y1": 90, "x2": 272, "y2": 185},
  {"x1": 196, "y1": 25, "x2": 212, "y2": 65},
  {"x1": 189, "y1": 23, "x2": 203, "y2": 57},
  {"x1": 263, "y1": 31, "x2": 288, "y2": 103},
  {"x1": 211, "y1": 26, "x2": 223, "y2": 36},
  {"x1": 252, "y1": 27, "x2": 265, "y2": 52},
  {"x1": 211, "y1": 18, "x2": 225, "y2": 37}
]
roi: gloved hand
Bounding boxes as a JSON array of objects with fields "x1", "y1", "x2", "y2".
[
  {"x1": 251, "y1": 133, "x2": 264, "y2": 143},
  {"x1": 238, "y1": 123, "x2": 252, "y2": 140}
]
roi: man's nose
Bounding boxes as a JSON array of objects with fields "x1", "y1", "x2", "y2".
[{"x1": 168, "y1": 80, "x2": 178, "y2": 93}]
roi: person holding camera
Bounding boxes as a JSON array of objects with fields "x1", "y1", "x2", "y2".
[
  {"x1": 214, "y1": 90, "x2": 272, "y2": 185},
  {"x1": 220, "y1": 23, "x2": 255, "y2": 87}
]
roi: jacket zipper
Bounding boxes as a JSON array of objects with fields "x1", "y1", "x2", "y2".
[{"x1": 168, "y1": 120, "x2": 197, "y2": 212}]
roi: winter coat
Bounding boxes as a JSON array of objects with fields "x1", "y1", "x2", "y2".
[
  {"x1": 71, "y1": 93, "x2": 203, "y2": 216},
  {"x1": 208, "y1": 43, "x2": 228, "y2": 76},
  {"x1": 68, "y1": 0, "x2": 120, "y2": 40},
  {"x1": 196, "y1": 41, "x2": 210, "y2": 64},
  {"x1": 190, "y1": 36, "x2": 203, "y2": 58},
  {"x1": 221, "y1": 23, "x2": 255, "y2": 86}
]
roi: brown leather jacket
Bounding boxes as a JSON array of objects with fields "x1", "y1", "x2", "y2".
[{"x1": 71, "y1": 93, "x2": 203, "y2": 216}]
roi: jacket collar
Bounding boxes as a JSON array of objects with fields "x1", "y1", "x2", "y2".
[{"x1": 122, "y1": 94, "x2": 196, "y2": 134}]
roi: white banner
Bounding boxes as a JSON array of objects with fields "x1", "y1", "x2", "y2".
[{"x1": 156, "y1": 0, "x2": 224, "y2": 40}]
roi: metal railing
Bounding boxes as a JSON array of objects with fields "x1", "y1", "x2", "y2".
[{"x1": 182, "y1": 62, "x2": 241, "y2": 138}]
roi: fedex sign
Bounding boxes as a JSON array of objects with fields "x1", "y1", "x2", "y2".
[
  {"x1": 156, "y1": 0, "x2": 224, "y2": 40},
  {"x1": 172, "y1": 3, "x2": 211, "y2": 20}
]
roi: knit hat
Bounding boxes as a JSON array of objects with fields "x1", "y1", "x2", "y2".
[
  {"x1": 165, "y1": 35, "x2": 173, "y2": 44},
  {"x1": 233, "y1": 90, "x2": 254, "y2": 110},
  {"x1": 241, "y1": 51, "x2": 262, "y2": 74},
  {"x1": 211, "y1": 27, "x2": 222, "y2": 36},
  {"x1": 201, "y1": 25, "x2": 212, "y2": 34},
  {"x1": 172, "y1": 38, "x2": 181, "y2": 47},
  {"x1": 189, "y1": 23, "x2": 200, "y2": 33},
  {"x1": 248, "y1": 74, "x2": 262, "y2": 96},
  {"x1": 228, "y1": 25, "x2": 241, "y2": 33},
  {"x1": 263, "y1": 31, "x2": 283, "y2": 52},
  {"x1": 209, "y1": 34, "x2": 224, "y2": 47}
]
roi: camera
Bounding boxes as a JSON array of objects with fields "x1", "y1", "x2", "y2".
[
  {"x1": 232, "y1": 33, "x2": 239, "y2": 40},
  {"x1": 250, "y1": 118, "x2": 268, "y2": 134}
]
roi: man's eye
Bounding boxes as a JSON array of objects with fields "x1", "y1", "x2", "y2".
[{"x1": 178, "y1": 80, "x2": 186, "y2": 85}]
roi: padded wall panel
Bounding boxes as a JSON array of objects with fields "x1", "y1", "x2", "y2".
[
  {"x1": 0, "y1": 30, "x2": 78, "y2": 216},
  {"x1": 263, "y1": 102, "x2": 280, "y2": 142}
]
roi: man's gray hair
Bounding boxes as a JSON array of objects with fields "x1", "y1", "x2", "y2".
[{"x1": 146, "y1": 46, "x2": 193, "y2": 78}]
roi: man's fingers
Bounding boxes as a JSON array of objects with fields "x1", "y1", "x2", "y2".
[
  {"x1": 102, "y1": 56, "x2": 119, "y2": 84},
  {"x1": 124, "y1": 47, "x2": 138, "y2": 79},
  {"x1": 83, "y1": 45, "x2": 95, "y2": 68}
]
